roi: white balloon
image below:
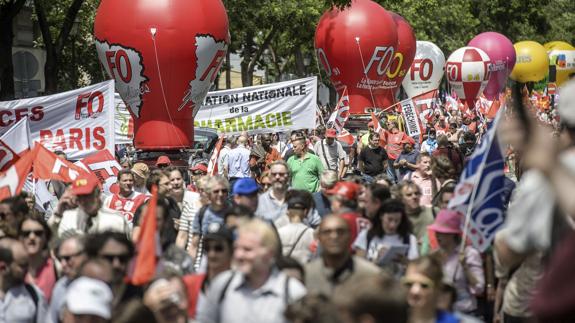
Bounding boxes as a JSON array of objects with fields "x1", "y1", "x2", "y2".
[
  {"x1": 445, "y1": 46, "x2": 491, "y2": 107},
  {"x1": 402, "y1": 41, "x2": 445, "y2": 97}
]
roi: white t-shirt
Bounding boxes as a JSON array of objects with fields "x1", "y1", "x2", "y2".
[{"x1": 353, "y1": 229, "x2": 418, "y2": 263}]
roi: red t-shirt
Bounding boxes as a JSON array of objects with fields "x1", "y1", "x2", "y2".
[
  {"x1": 105, "y1": 191, "x2": 148, "y2": 224},
  {"x1": 26, "y1": 257, "x2": 57, "y2": 303}
]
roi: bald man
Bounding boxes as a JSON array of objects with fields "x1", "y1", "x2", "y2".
[
  {"x1": 225, "y1": 135, "x2": 252, "y2": 189},
  {"x1": 304, "y1": 215, "x2": 380, "y2": 296}
]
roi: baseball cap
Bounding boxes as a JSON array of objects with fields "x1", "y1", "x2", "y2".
[
  {"x1": 71, "y1": 174, "x2": 100, "y2": 196},
  {"x1": 66, "y1": 277, "x2": 113, "y2": 319},
  {"x1": 131, "y1": 162, "x2": 149, "y2": 178},
  {"x1": 156, "y1": 155, "x2": 171, "y2": 166},
  {"x1": 204, "y1": 223, "x2": 234, "y2": 243},
  {"x1": 428, "y1": 209, "x2": 463, "y2": 235},
  {"x1": 325, "y1": 128, "x2": 337, "y2": 138},
  {"x1": 558, "y1": 80, "x2": 575, "y2": 126},
  {"x1": 402, "y1": 136, "x2": 416, "y2": 145},
  {"x1": 326, "y1": 181, "x2": 360, "y2": 200},
  {"x1": 232, "y1": 178, "x2": 259, "y2": 195},
  {"x1": 190, "y1": 163, "x2": 208, "y2": 173}
]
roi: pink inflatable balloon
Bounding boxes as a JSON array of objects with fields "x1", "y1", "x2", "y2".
[{"x1": 468, "y1": 32, "x2": 515, "y2": 100}]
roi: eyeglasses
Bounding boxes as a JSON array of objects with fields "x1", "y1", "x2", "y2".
[
  {"x1": 401, "y1": 277, "x2": 434, "y2": 290},
  {"x1": 100, "y1": 253, "x2": 131, "y2": 264},
  {"x1": 271, "y1": 172, "x2": 288, "y2": 177},
  {"x1": 211, "y1": 189, "x2": 228, "y2": 195},
  {"x1": 59, "y1": 251, "x2": 83, "y2": 262},
  {"x1": 204, "y1": 244, "x2": 225, "y2": 253},
  {"x1": 20, "y1": 229, "x2": 44, "y2": 238}
]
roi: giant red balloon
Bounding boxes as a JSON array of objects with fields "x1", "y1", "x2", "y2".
[
  {"x1": 387, "y1": 12, "x2": 416, "y2": 98},
  {"x1": 94, "y1": 0, "x2": 229, "y2": 150},
  {"x1": 315, "y1": 0, "x2": 398, "y2": 114}
]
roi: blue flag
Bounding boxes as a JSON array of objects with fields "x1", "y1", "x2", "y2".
[{"x1": 448, "y1": 109, "x2": 505, "y2": 251}]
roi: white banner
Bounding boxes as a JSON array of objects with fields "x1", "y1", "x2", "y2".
[
  {"x1": 114, "y1": 93, "x2": 134, "y2": 145},
  {"x1": 0, "y1": 81, "x2": 115, "y2": 160},
  {"x1": 400, "y1": 99, "x2": 422, "y2": 138},
  {"x1": 194, "y1": 77, "x2": 317, "y2": 135}
]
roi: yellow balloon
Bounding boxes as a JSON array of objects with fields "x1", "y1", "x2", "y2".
[
  {"x1": 544, "y1": 41, "x2": 575, "y2": 86},
  {"x1": 510, "y1": 41, "x2": 549, "y2": 83}
]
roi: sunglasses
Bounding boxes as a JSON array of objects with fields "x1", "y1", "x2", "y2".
[
  {"x1": 191, "y1": 171, "x2": 205, "y2": 175},
  {"x1": 100, "y1": 253, "x2": 131, "y2": 264},
  {"x1": 401, "y1": 278, "x2": 434, "y2": 290},
  {"x1": 20, "y1": 229, "x2": 44, "y2": 238},
  {"x1": 59, "y1": 251, "x2": 83, "y2": 262},
  {"x1": 271, "y1": 172, "x2": 288, "y2": 177},
  {"x1": 204, "y1": 244, "x2": 225, "y2": 253}
]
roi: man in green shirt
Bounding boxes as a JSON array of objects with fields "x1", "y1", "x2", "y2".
[{"x1": 287, "y1": 137, "x2": 324, "y2": 192}]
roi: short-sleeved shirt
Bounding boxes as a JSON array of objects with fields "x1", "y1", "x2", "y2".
[
  {"x1": 196, "y1": 269, "x2": 307, "y2": 323},
  {"x1": 104, "y1": 191, "x2": 148, "y2": 225},
  {"x1": 358, "y1": 146, "x2": 388, "y2": 176},
  {"x1": 395, "y1": 150, "x2": 419, "y2": 178},
  {"x1": 0, "y1": 284, "x2": 48, "y2": 323},
  {"x1": 227, "y1": 145, "x2": 251, "y2": 178},
  {"x1": 287, "y1": 153, "x2": 324, "y2": 192},
  {"x1": 408, "y1": 206, "x2": 436, "y2": 241},
  {"x1": 191, "y1": 206, "x2": 226, "y2": 235},
  {"x1": 353, "y1": 230, "x2": 419, "y2": 263},
  {"x1": 313, "y1": 139, "x2": 346, "y2": 171}
]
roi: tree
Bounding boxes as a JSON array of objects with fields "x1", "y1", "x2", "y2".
[
  {"x1": 0, "y1": 0, "x2": 26, "y2": 100},
  {"x1": 33, "y1": 0, "x2": 86, "y2": 94}
]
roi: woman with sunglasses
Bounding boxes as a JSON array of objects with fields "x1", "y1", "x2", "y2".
[
  {"x1": 403, "y1": 255, "x2": 459, "y2": 323},
  {"x1": 18, "y1": 214, "x2": 57, "y2": 302},
  {"x1": 183, "y1": 223, "x2": 234, "y2": 319}
]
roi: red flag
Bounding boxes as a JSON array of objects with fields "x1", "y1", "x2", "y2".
[
  {"x1": 76, "y1": 149, "x2": 122, "y2": 193},
  {"x1": 370, "y1": 112, "x2": 383, "y2": 133},
  {"x1": 327, "y1": 87, "x2": 350, "y2": 133},
  {"x1": 130, "y1": 185, "x2": 159, "y2": 285},
  {"x1": 207, "y1": 135, "x2": 224, "y2": 176},
  {"x1": 32, "y1": 143, "x2": 89, "y2": 182},
  {"x1": 336, "y1": 128, "x2": 355, "y2": 146},
  {"x1": 0, "y1": 147, "x2": 36, "y2": 201}
]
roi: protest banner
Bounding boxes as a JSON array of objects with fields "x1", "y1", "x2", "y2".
[
  {"x1": 0, "y1": 81, "x2": 115, "y2": 160},
  {"x1": 194, "y1": 77, "x2": 317, "y2": 135},
  {"x1": 114, "y1": 93, "x2": 134, "y2": 145},
  {"x1": 400, "y1": 99, "x2": 422, "y2": 138}
]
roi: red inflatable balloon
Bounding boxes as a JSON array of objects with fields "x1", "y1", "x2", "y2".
[
  {"x1": 94, "y1": 0, "x2": 229, "y2": 150},
  {"x1": 387, "y1": 12, "x2": 416, "y2": 98},
  {"x1": 315, "y1": 0, "x2": 398, "y2": 114}
]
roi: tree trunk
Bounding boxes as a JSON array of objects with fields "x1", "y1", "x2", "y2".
[
  {"x1": 294, "y1": 46, "x2": 306, "y2": 77},
  {"x1": 0, "y1": 0, "x2": 27, "y2": 100},
  {"x1": 34, "y1": 0, "x2": 85, "y2": 93}
]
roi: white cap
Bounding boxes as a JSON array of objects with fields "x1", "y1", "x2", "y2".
[
  {"x1": 66, "y1": 277, "x2": 113, "y2": 319},
  {"x1": 558, "y1": 80, "x2": 575, "y2": 126}
]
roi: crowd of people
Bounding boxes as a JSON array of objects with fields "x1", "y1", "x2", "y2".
[{"x1": 2, "y1": 80, "x2": 575, "y2": 323}]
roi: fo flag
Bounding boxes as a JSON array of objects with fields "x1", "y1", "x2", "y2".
[
  {"x1": 448, "y1": 109, "x2": 505, "y2": 252},
  {"x1": 327, "y1": 87, "x2": 350, "y2": 133}
]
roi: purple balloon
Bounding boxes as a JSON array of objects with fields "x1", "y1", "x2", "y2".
[{"x1": 468, "y1": 32, "x2": 516, "y2": 100}]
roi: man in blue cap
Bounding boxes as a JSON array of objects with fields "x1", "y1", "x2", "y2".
[{"x1": 232, "y1": 178, "x2": 259, "y2": 213}]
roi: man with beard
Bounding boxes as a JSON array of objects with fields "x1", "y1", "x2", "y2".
[
  {"x1": 0, "y1": 239, "x2": 48, "y2": 323},
  {"x1": 458, "y1": 131, "x2": 477, "y2": 161},
  {"x1": 393, "y1": 136, "x2": 419, "y2": 179},
  {"x1": 250, "y1": 134, "x2": 281, "y2": 183},
  {"x1": 104, "y1": 169, "x2": 148, "y2": 227},
  {"x1": 404, "y1": 152, "x2": 439, "y2": 207},
  {"x1": 196, "y1": 219, "x2": 306, "y2": 323},
  {"x1": 305, "y1": 216, "x2": 380, "y2": 296},
  {"x1": 358, "y1": 132, "x2": 389, "y2": 183},
  {"x1": 256, "y1": 161, "x2": 320, "y2": 227}
]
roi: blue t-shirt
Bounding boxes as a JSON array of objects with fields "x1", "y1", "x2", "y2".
[
  {"x1": 396, "y1": 150, "x2": 419, "y2": 178},
  {"x1": 191, "y1": 206, "x2": 226, "y2": 235},
  {"x1": 436, "y1": 310, "x2": 460, "y2": 323}
]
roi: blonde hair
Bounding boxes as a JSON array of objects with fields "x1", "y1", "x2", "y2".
[{"x1": 237, "y1": 218, "x2": 279, "y2": 257}]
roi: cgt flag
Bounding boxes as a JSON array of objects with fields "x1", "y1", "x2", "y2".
[
  {"x1": 448, "y1": 108, "x2": 506, "y2": 252},
  {"x1": 327, "y1": 87, "x2": 350, "y2": 134}
]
